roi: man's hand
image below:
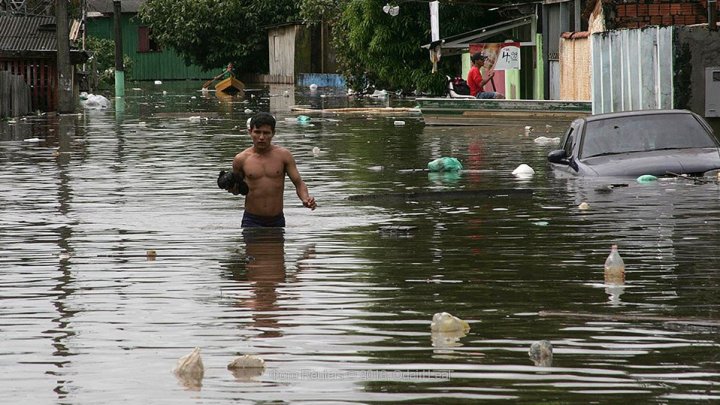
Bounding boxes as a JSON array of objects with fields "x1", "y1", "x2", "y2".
[{"x1": 303, "y1": 196, "x2": 317, "y2": 210}]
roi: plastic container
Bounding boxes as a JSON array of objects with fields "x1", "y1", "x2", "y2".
[
  {"x1": 604, "y1": 244, "x2": 625, "y2": 284},
  {"x1": 427, "y1": 157, "x2": 463, "y2": 172}
]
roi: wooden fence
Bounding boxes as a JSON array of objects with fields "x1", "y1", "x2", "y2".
[
  {"x1": 0, "y1": 59, "x2": 57, "y2": 113},
  {"x1": 0, "y1": 70, "x2": 32, "y2": 118}
]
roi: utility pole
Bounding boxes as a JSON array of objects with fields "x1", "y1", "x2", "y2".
[
  {"x1": 56, "y1": 0, "x2": 75, "y2": 113},
  {"x1": 113, "y1": 0, "x2": 125, "y2": 97}
]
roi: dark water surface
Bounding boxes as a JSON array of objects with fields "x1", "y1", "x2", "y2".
[{"x1": 2, "y1": 82, "x2": 720, "y2": 404}]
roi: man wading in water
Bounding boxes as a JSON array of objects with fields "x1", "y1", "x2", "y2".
[{"x1": 221, "y1": 112, "x2": 316, "y2": 227}]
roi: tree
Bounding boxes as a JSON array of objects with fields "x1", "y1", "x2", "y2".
[
  {"x1": 138, "y1": 0, "x2": 299, "y2": 72},
  {"x1": 304, "y1": 0, "x2": 496, "y2": 95}
]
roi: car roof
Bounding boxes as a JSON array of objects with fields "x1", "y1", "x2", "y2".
[{"x1": 582, "y1": 109, "x2": 693, "y2": 123}]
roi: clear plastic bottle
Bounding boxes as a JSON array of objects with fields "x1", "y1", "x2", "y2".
[{"x1": 604, "y1": 244, "x2": 625, "y2": 284}]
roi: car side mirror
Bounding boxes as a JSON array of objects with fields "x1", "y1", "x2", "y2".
[{"x1": 547, "y1": 149, "x2": 568, "y2": 164}]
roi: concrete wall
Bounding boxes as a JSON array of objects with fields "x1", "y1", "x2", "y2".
[{"x1": 673, "y1": 25, "x2": 720, "y2": 118}]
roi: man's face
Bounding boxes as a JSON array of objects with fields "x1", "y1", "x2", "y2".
[
  {"x1": 475, "y1": 58, "x2": 485, "y2": 67},
  {"x1": 249, "y1": 124, "x2": 274, "y2": 150}
]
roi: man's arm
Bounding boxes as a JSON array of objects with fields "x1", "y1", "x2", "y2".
[
  {"x1": 285, "y1": 151, "x2": 316, "y2": 210},
  {"x1": 228, "y1": 152, "x2": 246, "y2": 195}
]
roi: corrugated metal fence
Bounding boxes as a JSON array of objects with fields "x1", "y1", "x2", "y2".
[
  {"x1": 591, "y1": 26, "x2": 674, "y2": 114},
  {"x1": 0, "y1": 70, "x2": 32, "y2": 118}
]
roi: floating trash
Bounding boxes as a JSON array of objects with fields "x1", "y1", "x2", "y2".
[
  {"x1": 427, "y1": 157, "x2": 463, "y2": 172},
  {"x1": 637, "y1": 174, "x2": 658, "y2": 183},
  {"x1": 173, "y1": 347, "x2": 204, "y2": 390},
  {"x1": 529, "y1": 340, "x2": 553, "y2": 367},
  {"x1": 394, "y1": 120, "x2": 406, "y2": 126},
  {"x1": 533, "y1": 136, "x2": 560, "y2": 145},
  {"x1": 228, "y1": 354, "x2": 265, "y2": 370},
  {"x1": 312, "y1": 146, "x2": 321, "y2": 156},
  {"x1": 244, "y1": 108, "x2": 253, "y2": 114},
  {"x1": 604, "y1": 244, "x2": 625, "y2": 284},
  {"x1": 297, "y1": 115, "x2": 311, "y2": 123},
  {"x1": 512, "y1": 164, "x2": 535, "y2": 178},
  {"x1": 430, "y1": 312, "x2": 470, "y2": 333},
  {"x1": 578, "y1": 202, "x2": 590, "y2": 210},
  {"x1": 309, "y1": 83, "x2": 318, "y2": 91},
  {"x1": 146, "y1": 249, "x2": 157, "y2": 261},
  {"x1": 228, "y1": 355, "x2": 265, "y2": 380},
  {"x1": 154, "y1": 80, "x2": 162, "y2": 85}
]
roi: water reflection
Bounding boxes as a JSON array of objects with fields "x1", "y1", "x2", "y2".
[{"x1": 3, "y1": 83, "x2": 720, "y2": 403}]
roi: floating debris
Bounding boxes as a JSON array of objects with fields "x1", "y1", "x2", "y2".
[
  {"x1": 394, "y1": 120, "x2": 406, "y2": 126},
  {"x1": 636, "y1": 174, "x2": 658, "y2": 183},
  {"x1": 146, "y1": 250, "x2": 157, "y2": 261},
  {"x1": 529, "y1": 340, "x2": 553, "y2": 367},
  {"x1": 604, "y1": 244, "x2": 625, "y2": 284},
  {"x1": 512, "y1": 164, "x2": 535, "y2": 178},
  {"x1": 533, "y1": 136, "x2": 560, "y2": 145},
  {"x1": 173, "y1": 347, "x2": 204, "y2": 390},
  {"x1": 227, "y1": 354, "x2": 265, "y2": 380},
  {"x1": 378, "y1": 225, "x2": 418, "y2": 236},
  {"x1": 578, "y1": 202, "x2": 590, "y2": 210},
  {"x1": 430, "y1": 312, "x2": 470, "y2": 333},
  {"x1": 312, "y1": 146, "x2": 321, "y2": 156}
]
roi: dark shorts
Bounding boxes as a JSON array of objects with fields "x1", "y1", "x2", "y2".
[{"x1": 242, "y1": 211, "x2": 286, "y2": 228}]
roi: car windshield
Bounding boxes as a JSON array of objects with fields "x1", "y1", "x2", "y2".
[{"x1": 580, "y1": 113, "x2": 717, "y2": 159}]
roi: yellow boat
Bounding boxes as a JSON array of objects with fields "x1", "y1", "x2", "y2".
[{"x1": 214, "y1": 76, "x2": 245, "y2": 95}]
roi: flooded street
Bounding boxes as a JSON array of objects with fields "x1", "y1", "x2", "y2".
[{"x1": 2, "y1": 82, "x2": 720, "y2": 403}]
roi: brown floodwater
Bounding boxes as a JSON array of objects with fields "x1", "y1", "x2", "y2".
[{"x1": 2, "y1": 82, "x2": 720, "y2": 403}]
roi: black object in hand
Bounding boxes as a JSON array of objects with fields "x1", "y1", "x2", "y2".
[{"x1": 217, "y1": 170, "x2": 249, "y2": 195}]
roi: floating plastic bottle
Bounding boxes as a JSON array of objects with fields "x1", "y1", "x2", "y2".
[{"x1": 604, "y1": 244, "x2": 625, "y2": 284}]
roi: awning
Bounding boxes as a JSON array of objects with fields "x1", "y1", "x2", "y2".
[{"x1": 421, "y1": 15, "x2": 536, "y2": 56}]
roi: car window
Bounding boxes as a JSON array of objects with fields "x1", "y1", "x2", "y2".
[
  {"x1": 563, "y1": 128, "x2": 574, "y2": 156},
  {"x1": 580, "y1": 113, "x2": 717, "y2": 158}
]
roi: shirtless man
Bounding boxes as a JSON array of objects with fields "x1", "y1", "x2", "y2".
[{"x1": 227, "y1": 112, "x2": 316, "y2": 227}]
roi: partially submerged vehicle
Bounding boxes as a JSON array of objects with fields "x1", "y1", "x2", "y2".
[{"x1": 547, "y1": 109, "x2": 720, "y2": 177}]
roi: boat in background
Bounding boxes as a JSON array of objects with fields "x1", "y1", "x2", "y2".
[
  {"x1": 417, "y1": 97, "x2": 592, "y2": 126},
  {"x1": 215, "y1": 76, "x2": 245, "y2": 96}
]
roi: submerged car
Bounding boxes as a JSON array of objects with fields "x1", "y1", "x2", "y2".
[{"x1": 547, "y1": 109, "x2": 720, "y2": 177}]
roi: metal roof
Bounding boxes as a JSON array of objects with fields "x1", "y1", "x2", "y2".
[
  {"x1": 87, "y1": 0, "x2": 145, "y2": 14},
  {"x1": 0, "y1": 15, "x2": 57, "y2": 51},
  {"x1": 0, "y1": 15, "x2": 84, "y2": 55},
  {"x1": 421, "y1": 15, "x2": 536, "y2": 56}
]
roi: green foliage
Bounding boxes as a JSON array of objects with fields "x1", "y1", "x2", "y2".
[
  {"x1": 138, "y1": 0, "x2": 300, "y2": 72},
  {"x1": 332, "y1": 0, "x2": 494, "y2": 95},
  {"x1": 85, "y1": 36, "x2": 133, "y2": 87}
]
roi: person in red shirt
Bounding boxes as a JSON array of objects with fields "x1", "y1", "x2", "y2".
[{"x1": 467, "y1": 52, "x2": 504, "y2": 99}]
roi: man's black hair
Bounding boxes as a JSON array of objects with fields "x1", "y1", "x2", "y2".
[{"x1": 249, "y1": 112, "x2": 276, "y2": 132}]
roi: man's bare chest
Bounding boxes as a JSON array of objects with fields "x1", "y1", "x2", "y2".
[{"x1": 244, "y1": 157, "x2": 284, "y2": 180}]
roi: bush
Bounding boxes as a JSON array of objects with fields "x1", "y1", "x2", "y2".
[{"x1": 85, "y1": 36, "x2": 133, "y2": 88}]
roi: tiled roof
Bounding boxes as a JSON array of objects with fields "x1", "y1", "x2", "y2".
[{"x1": 87, "y1": 0, "x2": 144, "y2": 14}]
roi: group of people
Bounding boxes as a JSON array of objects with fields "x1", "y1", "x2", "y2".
[{"x1": 466, "y1": 52, "x2": 505, "y2": 99}]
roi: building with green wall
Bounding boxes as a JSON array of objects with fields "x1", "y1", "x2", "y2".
[{"x1": 86, "y1": 0, "x2": 214, "y2": 81}]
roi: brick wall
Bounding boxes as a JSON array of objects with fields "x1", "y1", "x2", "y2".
[{"x1": 610, "y1": 0, "x2": 709, "y2": 29}]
